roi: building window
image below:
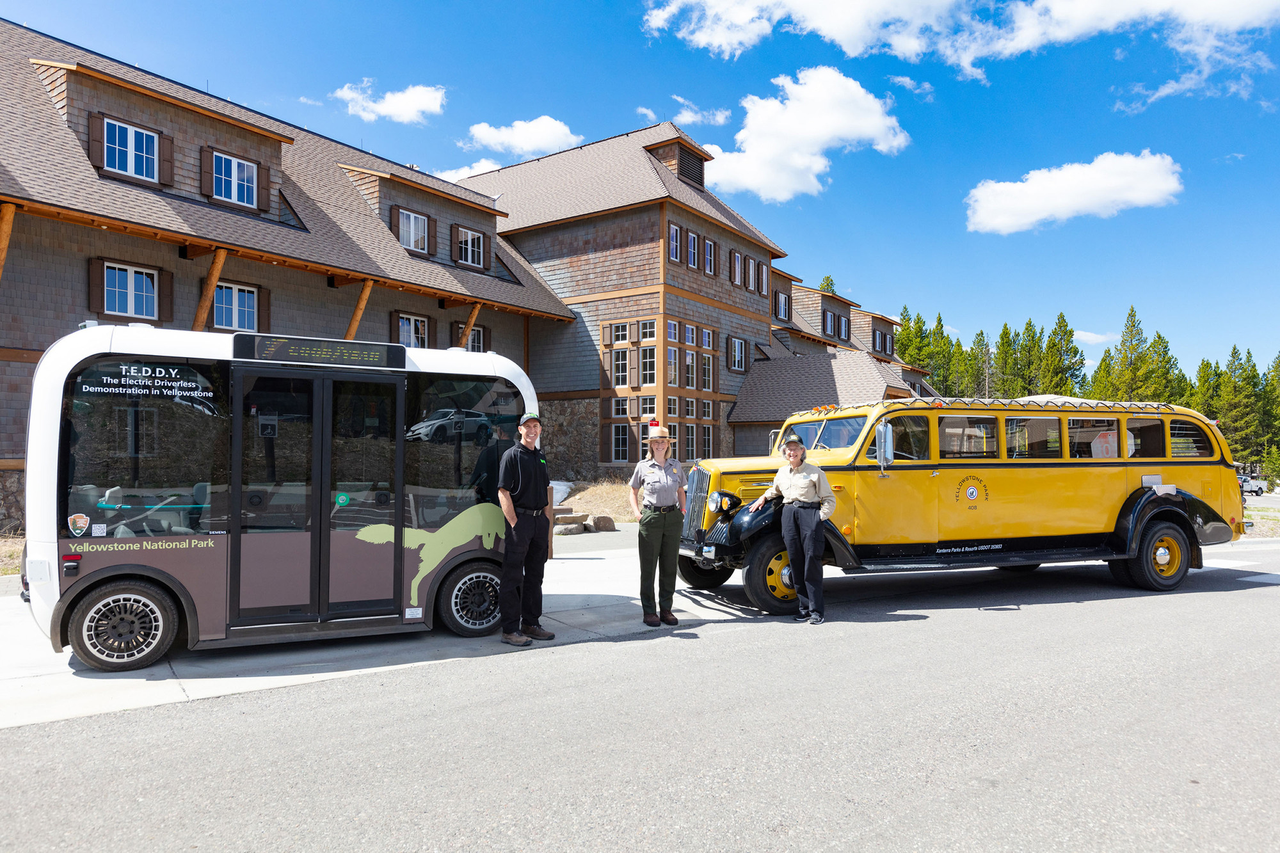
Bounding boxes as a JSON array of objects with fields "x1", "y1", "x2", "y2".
[
  {"x1": 732, "y1": 252, "x2": 741, "y2": 285},
  {"x1": 613, "y1": 398, "x2": 628, "y2": 418},
  {"x1": 213, "y1": 283, "x2": 257, "y2": 331},
  {"x1": 640, "y1": 320, "x2": 656, "y2": 340},
  {"x1": 687, "y1": 231, "x2": 699, "y2": 268},
  {"x1": 702, "y1": 425, "x2": 712, "y2": 457},
  {"x1": 104, "y1": 263, "x2": 157, "y2": 320},
  {"x1": 746, "y1": 258, "x2": 756, "y2": 292},
  {"x1": 702, "y1": 329, "x2": 712, "y2": 349},
  {"x1": 776, "y1": 291, "x2": 790, "y2": 321},
  {"x1": 457, "y1": 227, "x2": 483, "y2": 266},
  {"x1": 668, "y1": 396, "x2": 678, "y2": 417},
  {"x1": 684, "y1": 398, "x2": 695, "y2": 418},
  {"x1": 685, "y1": 425, "x2": 696, "y2": 460},
  {"x1": 398, "y1": 312, "x2": 429, "y2": 348},
  {"x1": 398, "y1": 209, "x2": 429, "y2": 252},
  {"x1": 640, "y1": 396, "x2": 656, "y2": 417},
  {"x1": 669, "y1": 223, "x2": 680, "y2": 262},
  {"x1": 684, "y1": 351, "x2": 695, "y2": 388},
  {"x1": 701, "y1": 354, "x2": 712, "y2": 391},
  {"x1": 705, "y1": 240, "x2": 715, "y2": 274},
  {"x1": 667, "y1": 347, "x2": 678, "y2": 386},
  {"x1": 613, "y1": 424, "x2": 629, "y2": 462},
  {"x1": 888, "y1": 334, "x2": 895, "y2": 356},
  {"x1": 103, "y1": 118, "x2": 157, "y2": 182},
  {"x1": 466, "y1": 327, "x2": 484, "y2": 353},
  {"x1": 640, "y1": 346, "x2": 656, "y2": 385},
  {"x1": 730, "y1": 337, "x2": 745, "y2": 372},
  {"x1": 701, "y1": 400, "x2": 712, "y2": 420},
  {"x1": 839, "y1": 316, "x2": 849, "y2": 341},
  {"x1": 874, "y1": 330, "x2": 884, "y2": 351},
  {"x1": 613, "y1": 349, "x2": 629, "y2": 388},
  {"x1": 685, "y1": 325, "x2": 695, "y2": 346},
  {"x1": 612, "y1": 322, "x2": 629, "y2": 344},
  {"x1": 667, "y1": 320, "x2": 678, "y2": 341},
  {"x1": 760, "y1": 265, "x2": 769, "y2": 296},
  {"x1": 824, "y1": 311, "x2": 835, "y2": 336},
  {"x1": 213, "y1": 152, "x2": 257, "y2": 207}
]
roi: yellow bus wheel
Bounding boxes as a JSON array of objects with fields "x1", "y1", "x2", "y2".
[
  {"x1": 742, "y1": 533, "x2": 800, "y2": 615},
  {"x1": 1128, "y1": 521, "x2": 1191, "y2": 591}
]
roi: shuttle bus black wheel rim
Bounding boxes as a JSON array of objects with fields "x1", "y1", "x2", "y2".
[
  {"x1": 437, "y1": 563, "x2": 502, "y2": 636},
  {"x1": 68, "y1": 580, "x2": 178, "y2": 672}
]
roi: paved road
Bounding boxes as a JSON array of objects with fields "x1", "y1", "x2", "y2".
[{"x1": 2, "y1": 538, "x2": 1279, "y2": 851}]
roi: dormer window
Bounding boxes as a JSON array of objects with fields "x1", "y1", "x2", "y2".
[
  {"x1": 212, "y1": 152, "x2": 257, "y2": 207},
  {"x1": 457, "y1": 227, "x2": 483, "y2": 267},
  {"x1": 838, "y1": 316, "x2": 850, "y2": 341},
  {"x1": 103, "y1": 118, "x2": 157, "y2": 182},
  {"x1": 399, "y1": 209, "x2": 430, "y2": 252}
]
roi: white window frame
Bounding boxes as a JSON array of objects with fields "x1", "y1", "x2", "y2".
[
  {"x1": 667, "y1": 396, "x2": 678, "y2": 417},
  {"x1": 777, "y1": 291, "x2": 790, "y2": 321},
  {"x1": 398, "y1": 209, "x2": 429, "y2": 253},
  {"x1": 732, "y1": 252, "x2": 741, "y2": 285},
  {"x1": 888, "y1": 333, "x2": 895, "y2": 356},
  {"x1": 213, "y1": 282, "x2": 258, "y2": 331},
  {"x1": 611, "y1": 322, "x2": 629, "y2": 344},
  {"x1": 731, "y1": 338, "x2": 745, "y2": 371},
  {"x1": 702, "y1": 329, "x2": 712, "y2": 349},
  {"x1": 701, "y1": 354, "x2": 712, "y2": 391},
  {"x1": 640, "y1": 346, "x2": 657, "y2": 386},
  {"x1": 667, "y1": 347, "x2": 678, "y2": 386},
  {"x1": 704, "y1": 240, "x2": 715, "y2": 274},
  {"x1": 760, "y1": 265, "x2": 769, "y2": 296},
  {"x1": 103, "y1": 263, "x2": 158, "y2": 321},
  {"x1": 613, "y1": 424, "x2": 629, "y2": 463},
  {"x1": 824, "y1": 311, "x2": 835, "y2": 336},
  {"x1": 688, "y1": 232, "x2": 699, "y2": 268},
  {"x1": 684, "y1": 351, "x2": 696, "y2": 388},
  {"x1": 839, "y1": 316, "x2": 849, "y2": 341},
  {"x1": 466, "y1": 327, "x2": 484, "y2": 353},
  {"x1": 640, "y1": 396, "x2": 656, "y2": 417},
  {"x1": 613, "y1": 398, "x2": 628, "y2": 418},
  {"x1": 684, "y1": 398, "x2": 695, "y2": 418},
  {"x1": 212, "y1": 151, "x2": 257, "y2": 208},
  {"x1": 685, "y1": 425, "x2": 696, "y2": 460},
  {"x1": 457, "y1": 227, "x2": 484, "y2": 267},
  {"x1": 613, "y1": 349, "x2": 629, "y2": 388},
  {"x1": 701, "y1": 400, "x2": 712, "y2": 420},
  {"x1": 397, "y1": 312, "x2": 430, "y2": 348},
  {"x1": 874, "y1": 330, "x2": 884, "y2": 351},
  {"x1": 103, "y1": 118, "x2": 158, "y2": 183},
  {"x1": 702, "y1": 425, "x2": 712, "y2": 457},
  {"x1": 669, "y1": 223, "x2": 680, "y2": 262},
  {"x1": 685, "y1": 325, "x2": 696, "y2": 346},
  {"x1": 640, "y1": 320, "x2": 656, "y2": 341},
  {"x1": 746, "y1": 258, "x2": 756, "y2": 292},
  {"x1": 667, "y1": 320, "x2": 678, "y2": 341}
]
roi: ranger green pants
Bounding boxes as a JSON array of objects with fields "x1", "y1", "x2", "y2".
[{"x1": 638, "y1": 508, "x2": 683, "y2": 614}]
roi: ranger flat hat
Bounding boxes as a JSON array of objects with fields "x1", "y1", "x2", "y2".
[{"x1": 644, "y1": 425, "x2": 674, "y2": 441}]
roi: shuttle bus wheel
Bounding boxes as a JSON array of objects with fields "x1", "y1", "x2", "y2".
[
  {"x1": 1127, "y1": 522, "x2": 1190, "y2": 591},
  {"x1": 68, "y1": 580, "x2": 178, "y2": 672},
  {"x1": 677, "y1": 556, "x2": 734, "y2": 590},
  {"x1": 436, "y1": 562, "x2": 503, "y2": 636},
  {"x1": 742, "y1": 533, "x2": 800, "y2": 615}
]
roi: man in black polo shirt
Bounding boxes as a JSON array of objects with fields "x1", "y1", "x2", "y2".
[{"x1": 496, "y1": 413, "x2": 556, "y2": 647}]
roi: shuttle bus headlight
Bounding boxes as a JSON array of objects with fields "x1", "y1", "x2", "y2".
[{"x1": 706, "y1": 491, "x2": 741, "y2": 515}]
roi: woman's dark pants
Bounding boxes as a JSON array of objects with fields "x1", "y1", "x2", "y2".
[
  {"x1": 781, "y1": 503, "x2": 824, "y2": 617},
  {"x1": 638, "y1": 507, "x2": 683, "y2": 615}
]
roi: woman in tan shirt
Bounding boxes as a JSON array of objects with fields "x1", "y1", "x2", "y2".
[{"x1": 749, "y1": 433, "x2": 836, "y2": 624}]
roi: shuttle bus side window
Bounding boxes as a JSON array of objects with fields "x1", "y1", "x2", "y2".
[
  {"x1": 938, "y1": 415, "x2": 998, "y2": 459},
  {"x1": 867, "y1": 415, "x2": 929, "y2": 461},
  {"x1": 1005, "y1": 417, "x2": 1062, "y2": 459},
  {"x1": 1170, "y1": 420, "x2": 1214, "y2": 458},
  {"x1": 1067, "y1": 418, "x2": 1119, "y2": 459},
  {"x1": 1126, "y1": 418, "x2": 1166, "y2": 458}
]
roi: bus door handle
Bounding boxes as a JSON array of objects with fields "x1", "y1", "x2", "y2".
[{"x1": 930, "y1": 470, "x2": 940, "y2": 477}]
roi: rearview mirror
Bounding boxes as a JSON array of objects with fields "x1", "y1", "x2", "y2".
[
  {"x1": 874, "y1": 421, "x2": 894, "y2": 469},
  {"x1": 768, "y1": 429, "x2": 780, "y2": 454}
]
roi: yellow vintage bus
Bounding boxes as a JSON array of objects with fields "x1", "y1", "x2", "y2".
[{"x1": 679, "y1": 397, "x2": 1246, "y2": 614}]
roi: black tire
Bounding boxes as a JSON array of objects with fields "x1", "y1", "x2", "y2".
[
  {"x1": 432, "y1": 426, "x2": 448, "y2": 443},
  {"x1": 998, "y1": 564, "x2": 1040, "y2": 572},
  {"x1": 1127, "y1": 521, "x2": 1191, "y2": 591},
  {"x1": 677, "y1": 555, "x2": 734, "y2": 590},
  {"x1": 68, "y1": 580, "x2": 178, "y2": 672},
  {"x1": 1108, "y1": 559, "x2": 1135, "y2": 587},
  {"x1": 435, "y1": 561, "x2": 503, "y2": 636},
  {"x1": 741, "y1": 533, "x2": 800, "y2": 615}
]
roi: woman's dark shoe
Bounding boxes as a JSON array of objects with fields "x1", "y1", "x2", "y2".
[
  {"x1": 793, "y1": 612, "x2": 811, "y2": 622},
  {"x1": 660, "y1": 610, "x2": 679, "y2": 626},
  {"x1": 643, "y1": 613, "x2": 661, "y2": 627}
]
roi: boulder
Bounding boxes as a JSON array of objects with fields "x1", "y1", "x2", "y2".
[
  {"x1": 588, "y1": 515, "x2": 616, "y2": 532},
  {"x1": 556, "y1": 513, "x2": 588, "y2": 525},
  {"x1": 554, "y1": 522, "x2": 584, "y2": 536}
]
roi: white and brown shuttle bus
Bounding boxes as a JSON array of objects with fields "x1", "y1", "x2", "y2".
[{"x1": 22, "y1": 326, "x2": 534, "y2": 671}]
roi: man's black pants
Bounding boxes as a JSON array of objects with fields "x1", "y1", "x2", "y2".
[
  {"x1": 500, "y1": 512, "x2": 549, "y2": 634},
  {"x1": 781, "y1": 502, "x2": 824, "y2": 617}
]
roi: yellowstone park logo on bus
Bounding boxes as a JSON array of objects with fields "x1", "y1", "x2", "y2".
[{"x1": 67, "y1": 513, "x2": 90, "y2": 537}]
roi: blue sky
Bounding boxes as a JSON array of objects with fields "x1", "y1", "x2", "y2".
[{"x1": 5, "y1": 1, "x2": 1278, "y2": 372}]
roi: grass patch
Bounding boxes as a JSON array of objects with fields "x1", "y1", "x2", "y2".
[
  {"x1": 0, "y1": 536, "x2": 23, "y2": 576},
  {"x1": 565, "y1": 478, "x2": 636, "y2": 521}
]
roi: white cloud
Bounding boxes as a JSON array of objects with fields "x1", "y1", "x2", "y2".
[
  {"x1": 331, "y1": 79, "x2": 446, "y2": 124},
  {"x1": 644, "y1": 1, "x2": 1280, "y2": 103},
  {"x1": 672, "y1": 95, "x2": 731, "y2": 125},
  {"x1": 889, "y1": 75, "x2": 935, "y2": 101},
  {"x1": 965, "y1": 150, "x2": 1183, "y2": 235},
  {"x1": 298, "y1": 96, "x2": 323, "y2": 106},
  {"x1": 1075, "y1": 330, "x2": 1120, "y2": 346},
  {"x1": 704, "y1": 66, "x2": 909, "y2": 203},
  {"x1": 637, "y1": 106, "x2": 658, "y2": 122},
  {"x1": 463, "y1": 116, "x2": 584, "y2": 157},
  {"x1": 1084, "y1": 358, "x2": 1098, "y2": 369},
  {"x1": 434, "y1": 159, "x2": 503, "y2": 184}
]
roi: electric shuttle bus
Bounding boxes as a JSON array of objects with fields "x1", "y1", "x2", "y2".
[{"x1": 22, "y1": 325, "x2": 534, "y2": 671}]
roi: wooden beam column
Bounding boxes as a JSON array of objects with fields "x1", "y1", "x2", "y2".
[
  {"x1": 459, "y1": 303, "x2": 482, "y2": 348},
  {"x1": 191, "y1": 247, "x2": 228, "y2": 331},
  {"x1": 0, "y1": 203, "x2": 16, "y2": 286},
  {"x1": 344, "y1": 279, "x2": 375, "y2": 340}
]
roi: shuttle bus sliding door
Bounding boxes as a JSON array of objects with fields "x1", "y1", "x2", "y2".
[{"x1": 230, "y1": 368, "x2": 403, "y2": 626}]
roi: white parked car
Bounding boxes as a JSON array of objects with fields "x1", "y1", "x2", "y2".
[
  {"x1": 406, "y1": 408, "x2": 492, "y2": 444},
  {"x1": 1238, "y1": 475, "x2": 1266, "y2": 497}
]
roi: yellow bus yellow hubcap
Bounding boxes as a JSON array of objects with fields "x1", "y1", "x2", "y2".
[
  {"x1": 766, "y1": 551, "x2": 796, "y2": 601},
  {"x1": 1152, "y1": 536, "x2": 1183, "y2": 577}
]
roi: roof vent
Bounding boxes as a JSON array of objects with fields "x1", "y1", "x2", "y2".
[
  {"x1": 677, "y1": 147, "x2": 704, "y2": 187},
  {"x1": 405, "y1": 163, "x2": 419, "y2": 171}
]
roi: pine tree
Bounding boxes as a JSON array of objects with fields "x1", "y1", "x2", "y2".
[
  {"x1": 1141, "y1": 332, "x2": 1184, "y2": 404},
  {"x1": 1217, "y1": 347, "x2": 1263, "y2": 464},
  {"x1": 992, "y1": 324, "x2": 1019, "y2": 397},
  {"x1": 969, "y1": 330, "x2": 992, "y2": 397},
  {"x1": 1088, "y1": 349, "x2": 1117, "y2": 400},
  {"x1": 1112, "y1": 306, "x2": 1149, "y2": 401},
  {"x1": 1039, "y1": 313, "x2": 1084, "y2": 395},
  {"x1": 1262, "y1": 351, "x2": 1280, "y2": 454},
  {"x1": 928, "y1": 315, "x2": 953, "y2": 396},
  {"x1": 950, "y1": 338, "x2": 973, "y2": 397},
  {"x1": 818, "y1": 275, "x2": 836, "y2": 295},
  {"x1": 1014, "y1": 319, "x2": 1044, "y2": 396},
  {"x1": 1188, "y1": 360, "x2": 1221, "y2": 419},
  {"x1": 896, "y1": 306, "x2": 919, "y2": 366}
]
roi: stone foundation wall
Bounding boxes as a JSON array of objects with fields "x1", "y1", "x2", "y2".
[
  {"x1": 538, "y1": 398, "x2": 602, "y2": 482},
  {"x1": 0, "y1": 470, "x2": 24, "y2": 534}
]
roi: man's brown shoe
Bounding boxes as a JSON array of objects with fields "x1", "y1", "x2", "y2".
[
  {"x1": 660, "y1": 610, "x2": 679, "y2": 626},
  {"x1": 521, "y1": 624, "x2": 555, "y2": 641},
  {"x1": 501, "y1": 632, "x2": 532, "y2": 647},
  {"x1": 643, "y1": 613, "x2": 661, "y2": 627}
]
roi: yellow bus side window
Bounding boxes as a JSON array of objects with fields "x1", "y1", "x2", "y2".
[
  {"x1": 1067, "y1": 418, "x2": 1119, "y2": 459},
  {"x1": 1126, "y1": 418, "x2": 1166, "y2": 458},
  {"x1": 1170, "y1": 420, "x2": 1214, "y2": 458},
  {"x1": 1005, "y1": 417, "x2": 1061, "y2": 459},
  {"x1": 939, "y1": 416, "x2": 998, "y2": 459}
]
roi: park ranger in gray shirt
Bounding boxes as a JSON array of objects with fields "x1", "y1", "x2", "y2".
[{"x1": 628, "y1": 426, "x2": 687, "y2": 627}]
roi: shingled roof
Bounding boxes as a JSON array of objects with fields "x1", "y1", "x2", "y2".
[
  {"x1": 459, "y1": 123, "x2": 784, "y2": 257},
  {"x1": 728, "y1": 350, "x2": 912, "y2": 424},
  {"x1": 0, "y1": 20, "x2": 573, "y2": 321}
]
